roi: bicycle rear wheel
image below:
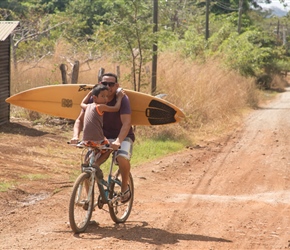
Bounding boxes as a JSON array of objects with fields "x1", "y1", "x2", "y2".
[
  {"x1": 69, "y1": 172, "x2": 94, "y2": 233},
  {"x1": 109, "y1": 171, "x2": 134, "y2": 223}
]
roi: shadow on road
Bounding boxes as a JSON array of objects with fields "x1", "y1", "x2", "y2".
[
  {"x1": 0, "y1": 122, "x2": 49, "y2": 136},
  {"x1": 72, "y1": 221, "x2": 232, "y2": 246}
]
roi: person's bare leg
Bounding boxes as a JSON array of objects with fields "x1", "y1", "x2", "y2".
[
  {"x1": 95, "y1": 151, "x2": 111, "y2": 166},
  {"x1": 117, "y1": 156, "x2": 130, "y2": 193}
]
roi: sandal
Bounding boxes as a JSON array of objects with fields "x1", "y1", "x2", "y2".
[{"x1": 120, "y1": 186, "x2": 131, "y2": 204}]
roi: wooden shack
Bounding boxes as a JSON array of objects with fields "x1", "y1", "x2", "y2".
[{"x1": 0, "y1": 21, "x2": 19, "y2": 125}]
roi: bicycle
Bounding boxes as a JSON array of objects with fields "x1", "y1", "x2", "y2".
[{"x1": 68, "y1": 141, "x2": 134, "y2": 233}]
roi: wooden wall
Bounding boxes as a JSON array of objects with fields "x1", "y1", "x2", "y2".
[{"x1": 0, "y1": 37, "x2": 10, "y2": 125}]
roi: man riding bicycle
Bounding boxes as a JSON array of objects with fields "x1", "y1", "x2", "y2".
[{"x1": 71, "y1": 73, "x2": 135, "y2": 203}]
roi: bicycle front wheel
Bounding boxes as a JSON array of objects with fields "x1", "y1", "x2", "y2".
[
  {"x1": 69, "y1": 172, "x2": 94, "y2": 233},
  {"x1": 109, "y1": 171, "x2": 134, "y2": 223}
]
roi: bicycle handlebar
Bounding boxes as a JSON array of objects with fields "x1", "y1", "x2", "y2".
[{"x1": 67, "y1": 141, "x2": 113, "y2": 151}]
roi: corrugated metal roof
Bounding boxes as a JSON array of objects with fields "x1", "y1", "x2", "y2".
[{"x1": 0, "y1": 21, "x2": 19, "y2": 41}]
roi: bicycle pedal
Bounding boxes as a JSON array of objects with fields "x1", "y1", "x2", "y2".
[
  {"x1": 82, "y1": 201, "x2": 89, "y2": 211},
  {"x1": 97, "y1": 196, "x2": 104, "y2": 209}
]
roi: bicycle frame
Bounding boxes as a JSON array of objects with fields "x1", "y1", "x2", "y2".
[
  {"x1": 82, "y1": 147, "x2": 121, "y2": 207},
  {"x1": 69, "y1": 141, "x2": 134, "y2": 233}
]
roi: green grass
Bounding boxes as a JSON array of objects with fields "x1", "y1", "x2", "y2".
[
  {"x1": 52, "y1": 188, "x2": 62, "y2": 195},
  {"x1": 69, "y1": 169, "x2": 81, "y2": 182},
  {"x1": 0, "y1": 181, "x2": 15, "y2": 192},
  {"x1": 131, "y1": 138, "x2": 185, "y2": 166},
  {"x1": 99, "y1": 138, "x2": 185, "y2": 172},
  {"x1": 20, "y1": 173, "x2": 49, "y2": 181}
]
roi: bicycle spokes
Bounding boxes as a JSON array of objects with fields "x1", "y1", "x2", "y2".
[
  {"x1": 69, "y1": 173, "x2": 94, "y2": 233},
  {"x1": 69, "y1": 144, "x2": 134, "y2": 233}
]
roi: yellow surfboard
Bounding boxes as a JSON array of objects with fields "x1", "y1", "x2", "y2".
[{"x1": 6, "y1": 84, "x2": 185, "y2": 126}]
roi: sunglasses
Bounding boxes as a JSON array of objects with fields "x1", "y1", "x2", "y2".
[{"x1": 101, "y1": 82, "x2": 116, "y2": 87}]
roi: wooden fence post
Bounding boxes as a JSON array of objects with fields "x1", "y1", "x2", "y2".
[
  {"x1": 71, "y1": 61, "x2": 79, "y2": 84},
  {"x1": 59, "y1": 64, "x2": 68, "y2": 84},
  {"x1": 98, "y1": 67, "x2": 105, "y2": 82},
  {"x1": 116, "y1": 66, "x2": 120, "y2": 80}
]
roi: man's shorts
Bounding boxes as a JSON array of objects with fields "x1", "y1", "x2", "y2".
[{"x1": 109, "y1": 137, "x2": 133, "y2": 162}]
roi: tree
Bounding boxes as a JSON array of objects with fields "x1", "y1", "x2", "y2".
[
  {"x1": 158, "y1": 0, "x2": 201, "y2": 37},
  {"x1": 64, "y1": 0, "x2": 108, "y2": 39},
  {"x1": 0, "y1": 0, "x2": 28, "y2": 20},
  {"x1": 0, "y1": 0, "x2": 66, "y2": 69},
  {"x1": 37, "y1": 0, "x2": 70, "y2": 13},
  {"x1": 101, "y1": 0, "x2": 154, "y2": 92}
]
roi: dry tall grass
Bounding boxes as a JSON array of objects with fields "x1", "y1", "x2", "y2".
[{"x1": 10, "y1": 51, "x2": 286, "y2": 144}]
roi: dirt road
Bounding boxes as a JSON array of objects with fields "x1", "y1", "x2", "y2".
[{"x1": 1, "y1": 89, "x2": 290, "y2": 250}]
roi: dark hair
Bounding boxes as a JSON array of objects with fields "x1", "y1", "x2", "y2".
[
  {"x1": 92, "y1": 84, "x2": 108, "y2": 97},
  {"x1": 102, "y1": 72, "x2": 118, "y2": 83}
]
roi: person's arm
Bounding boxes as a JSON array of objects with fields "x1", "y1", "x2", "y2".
[
  {"x1": 110, "y1": 113, "x2": 131, "y2": 150},
  {"x1": 110, "y1": 114, "x2": 131, "y2": 150},
  {"x1": 118, "y1": 114, "x2": 132, "y2": 142},
  {"x1": 98, "y1": 90, "x2": 125, "y2": 113},
  {"x1": 71, "y1": 90, "x2": 92, "y2": 143},
  {"x1": 80, "y1": 90, "x2": 93, "y2": 110},
  {"x1": 70, "y1": 111, "x2": 85, "y2": 143}
]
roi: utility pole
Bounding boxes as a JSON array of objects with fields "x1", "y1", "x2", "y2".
[
  {"x1": 238, "y1": 0, "x2": 243, "y2": 33},
  {"x1": 151, "y1": 0, "x2": 158, "y2": 95},
  {"x1": 205, "y1": 0, "x2": 210, "y2": 40},
  {"x1": 277, "y1": 20, "x2": 280, "y2": 40}
]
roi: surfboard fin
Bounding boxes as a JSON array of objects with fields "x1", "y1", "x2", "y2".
[{"x1": 155, "y1": 93, "x2": 167, "y2": 99}]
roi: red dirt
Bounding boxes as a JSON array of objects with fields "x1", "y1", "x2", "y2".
[{"x1": 1, "y1": 89, "x2": 290, "y2": 249}]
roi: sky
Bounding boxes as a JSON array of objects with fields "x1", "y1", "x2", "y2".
[{"x1": 258, "y1": 0, "x2": 290, "y2": 16}]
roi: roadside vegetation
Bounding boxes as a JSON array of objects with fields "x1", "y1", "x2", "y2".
[{"x1": 9, "y1": 55, "x2": 287, "y2": 173}]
